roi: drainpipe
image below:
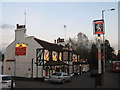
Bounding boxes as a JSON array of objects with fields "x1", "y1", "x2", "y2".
[{"x1": 31, "y1": 58, "x2": 33, "y2": 79}]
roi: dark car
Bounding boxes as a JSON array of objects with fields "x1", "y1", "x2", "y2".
[{"x1": 90, "y1": 70, "x2": 98, "y2": 77}]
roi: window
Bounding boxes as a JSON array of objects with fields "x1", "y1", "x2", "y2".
[
  {"x1": 2, "y1": 76, "x2": 12, "y2": 81},
  {"x1": 63, "y1": 73, "x2": 68, "y2": 76},
  {"x1": 52, "y1": 73, "x2": 61, "y2": 76}
]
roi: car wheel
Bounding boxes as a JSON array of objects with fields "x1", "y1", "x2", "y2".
[
  {"x1": 62, "y1": 80, "x2": 65, "y2": 84},
  {"x1": 68, "y1": 78, "x2": 72, "y2": 82}
]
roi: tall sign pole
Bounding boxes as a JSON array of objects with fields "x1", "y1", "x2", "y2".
[
  {"x1": 97, "y1": 34, "x2": 102, "y2": 74},
  {"x1": 93, "y1": 19, "x2": 104, "y2": 86},
  {"x1": 102, "y1": 10, "x2": 105, "y2": 73}
]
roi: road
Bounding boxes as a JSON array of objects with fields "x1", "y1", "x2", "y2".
[
  {"x1": 15, "y1": 73, "x2": 95, "y2": 88},
  {"x1": 14, "y1": 71, "x2": 119, "y2": 89}
]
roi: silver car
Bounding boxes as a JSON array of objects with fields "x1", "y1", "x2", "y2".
[{"x1": 49, "y1": 72, "x2": 71, "y2": 84}]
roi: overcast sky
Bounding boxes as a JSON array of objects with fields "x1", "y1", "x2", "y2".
[{"x1": 0, "y1": 0, "x2": 119, "y2": 53}]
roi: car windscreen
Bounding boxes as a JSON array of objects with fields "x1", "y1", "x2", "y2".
[
  {"x1": 52, "y1": 73, "x2": 61, "y2": 76},
  {"x1": 2, "y1": 76, "x2": 12, "y2": 81}
]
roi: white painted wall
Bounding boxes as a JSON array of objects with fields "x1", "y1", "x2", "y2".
[
  {"x1": 6, "y1": 61, "x2": 15, "y2": 76},
  {"x1": 26, "y1": 36, "x2": 43, "y2": 78},
  {"x1": 14, "y1": 36, "x2": 43, "y2": 78},
  {"x1": 4, "y1": 41, "x2": 15, "y2": 61},
  {"x1": 4, "y1": 41, "x2": 15, "y2": 75},
  {"x1": 5, "y1": 27, "x2": 43, "y2": 78}
]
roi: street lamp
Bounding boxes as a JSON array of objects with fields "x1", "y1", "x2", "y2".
[
  {"x1": 102, "y1": 8, "x2": 115, "y2": 19},
  {"x1": 101, "y1": 8, "x2": 115, "y2": 73}
]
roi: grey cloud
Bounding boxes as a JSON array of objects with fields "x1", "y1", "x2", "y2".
[{"x1": 1, "y1": 24, "x2": 15, "y2": 29}]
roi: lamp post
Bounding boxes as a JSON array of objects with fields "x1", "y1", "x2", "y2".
[
  {"x1": 101, "y1": 8, "x2": 115, "y2": 73},
  {"x1": 80, "y1": 64, "x2": 82, "y2": 75},
  {"x1": 93, "y1": 19, "x2": 104, "y2": 87},
  {"x1": 102, "y1": 8, "x2": 115, "y2": 19}
]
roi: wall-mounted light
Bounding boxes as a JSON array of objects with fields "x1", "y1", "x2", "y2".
[
  {"x1": 15, "y1": 43, "x2": 27, "y2": 47},
  {"x1": 16, "y1": 43, "x2": 20, "y2": 47}
]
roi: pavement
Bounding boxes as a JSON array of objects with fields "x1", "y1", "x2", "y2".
[{"x1": 97, "y1": 71, "x2": 120, "y2": 88}]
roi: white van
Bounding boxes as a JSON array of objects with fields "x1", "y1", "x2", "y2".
[{"x1": 0, "y1": 75, "x2": 15, "y2": 89}]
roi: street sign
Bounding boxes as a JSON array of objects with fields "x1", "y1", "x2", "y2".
[{"x1": 93, "y1": 19, "x2": 104, "y2": 34}]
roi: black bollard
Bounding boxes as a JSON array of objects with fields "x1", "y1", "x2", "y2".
[
  {"x1": 11, "y1": 79, "x2": 14, "y2": 90},
  {"x1": 95, "y1": 74, "x2": 103, "y2": 87}
]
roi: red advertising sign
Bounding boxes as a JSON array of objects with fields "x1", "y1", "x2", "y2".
[
  {"x1": 93, "y1": 19, "x2": 104, "y2": 35},
  {"x1": 15, "y1": 44, "x2": 26, "y2": 55}
]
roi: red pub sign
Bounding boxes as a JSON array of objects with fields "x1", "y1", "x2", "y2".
[
  {"x1": 15, "y1": 43, "x2": 26, "y2": 55},
  {"x1": 93, "y1": 19, "x2": 104, "y2": 35}
]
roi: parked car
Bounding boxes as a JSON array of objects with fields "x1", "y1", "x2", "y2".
[
  {"x1": 90, "y1": 69, "x2": 98, "y2": 77},
  {"x1": 0, "y1": 75, "x2": 15, "y2": 89},
  {"x1": 49, "y1": 72, "x2": 72, "y2": 84}
]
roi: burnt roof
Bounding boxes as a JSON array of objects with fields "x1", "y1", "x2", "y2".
[{"x1": 34, "y1": 38, "x2": 63, "y2": 52}]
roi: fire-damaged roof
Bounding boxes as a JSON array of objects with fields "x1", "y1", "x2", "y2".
[
  {"x1": 34, "y1": 38, "x2": 63, "y2": 52},
  {"x1": 44, "y1": 61, "x2": 68, "y2": 66}
]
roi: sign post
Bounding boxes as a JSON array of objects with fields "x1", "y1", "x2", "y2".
[
  {"x1": 93, "y1": 19, "x2": 104, "y2": 87},
  {"x1": 93, "y1": 19, "x2": 104, "y2": 35},
  {"x1": 97, "y1": 34, "x2": 102, "y2": 74}
]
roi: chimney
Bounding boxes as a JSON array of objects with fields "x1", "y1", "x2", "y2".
[
  {"x1": 56, "y1": 37, "x2": 65, "y2": 46},
  {"x1": 16, "y1": 24, "x2": 26, "y2": 29},
  {"x1": 15, "y1": 24, "x2": 26, "y2": 43},
  {"x1": 54, "y1": 40, "x2": 56, "y2": 43}
]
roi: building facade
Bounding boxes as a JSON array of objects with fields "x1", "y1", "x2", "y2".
[{"x1": 4, "y1": 24, "x2": 88, "y2": 78}]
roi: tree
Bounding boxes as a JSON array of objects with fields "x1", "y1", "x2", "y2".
[
  {"x1": 89, "y1": 43, "x2": 98, "y2": 70},
  {"x1": 117, "y1": 50, "x2": 120, "y2": 60},
  {"x1": 104, "y1": 40, "x2": 116, "y2": 61},
  {"x1": 67, "y1": 32, "x2": 90, "y2": 59},
  {"x1": 67, "y1": 33, "x2": 116, "y2": 70}
]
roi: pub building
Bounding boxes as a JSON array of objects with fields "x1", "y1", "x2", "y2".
[{"x1": 4, "y1": 24, "x2": 84, "y2": 79}]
